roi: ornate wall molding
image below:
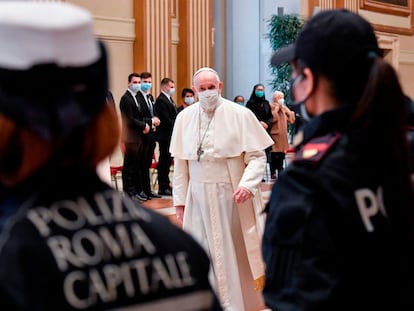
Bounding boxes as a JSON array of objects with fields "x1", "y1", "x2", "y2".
[
  {"x1": 360, "y1": 0, "x2": 414, "y2": 34},
  {"x1": 94, "y1": 16, "x2": 135, "y2": 41},
  {"x1": 400, "y1": 49, "x2": 414, "y2": 63},
  {"x1": 360, "y1": 0, "x2": 412, "y2": 17},
  {"x1": 377, "y1": 31, "x2": 400, "y2": 68}
]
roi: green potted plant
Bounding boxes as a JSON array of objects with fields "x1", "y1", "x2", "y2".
[{"x1": 267, "y1": 13, "x2": 304, "y2": 103}]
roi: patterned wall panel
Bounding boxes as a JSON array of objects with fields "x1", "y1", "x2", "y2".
[
  {"x1": 142, "y1": 0, "x2": 172, "y2": 97},
  {"x1": 344, "y1": 0, "x2": 359, "y2": 12},
  {"x1": 308, "y1": 0, "x2": 347, "y2": 15},
  {"x1": 319, "y1": 0, "x2": 336, "y2": 9},
  {"x1": 189, "y1": 0, "x2": 212, "y2": 75},
  {"x1": 134, "y1": 0, "x2": 212, "y2": 100},
  {"x1": 176, "y1": 0, "x2": 212, "y2": 97}
]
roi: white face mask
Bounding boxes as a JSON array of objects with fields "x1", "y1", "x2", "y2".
[
  {"x1": 184, "y1": 96, "x2": 195, "y2": 105},
  {"x1": 278, "y1": 98, "x2": 285, "y2": 105},
  {"x1": 198, "y1": 89, "x2": 220, "y2": 112}
]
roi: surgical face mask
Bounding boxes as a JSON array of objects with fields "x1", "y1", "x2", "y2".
[
  {"x1": 236, "y1": 101, "x2": 244, "y2": 106},
  {"x1": 289, "y1": 73, "x2": 303, "y2": 103},
  {"x1": 289, "y1": 73, "x2": 312, "y2": 121},
  {"x1": 278, "y1": 98, "x2": 285, "y2": 105},
  {"x1": 299, "y1": 102, "x2": 312, "y2": 122},
  {"x1": 129, "y1": 83, "x2": 141, "y2": 93},
  {"x1": 168, "y1": 87, "x2": 176, "y2": 96},
  {"x1": 198, "y1": 89, "x2": 220, "y2": 112},
  {"x1": 255, "y1": 90, "x2": 264, "y2": 97},
  {"x1": 184, "y1": 96, "x2": 195, "y2": 105},
  {"x1": 141, "y1": 82, "x2": 152, "y2": 92}
]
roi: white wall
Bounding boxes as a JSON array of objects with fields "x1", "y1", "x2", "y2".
[{"x1": 221, "y1": 0, "x2": 301, "y2": 101}]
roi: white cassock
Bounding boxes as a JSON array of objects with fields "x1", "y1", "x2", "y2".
[
  {"x1": 96, "y1": 157, "x2": 111, "y2": 186},
  {"x1": 170, "y1": 97, "x2": 274, "y2": 311}
]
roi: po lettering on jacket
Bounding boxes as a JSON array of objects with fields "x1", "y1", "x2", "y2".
[{"x1": 355, "y1": 186, "x2": 387, "y2": 232}]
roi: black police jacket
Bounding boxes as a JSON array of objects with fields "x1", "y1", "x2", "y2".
[
  {"x1": 0, "y1": 169, "x2": 222, "y2": 311},
  {"x1": 262, "y1": 106, "x2": 414, "y2": 311}
]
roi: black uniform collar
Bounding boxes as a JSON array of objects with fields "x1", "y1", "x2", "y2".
[{"x1": 294, "y1": 104, "x2": 354, "y2": 148}]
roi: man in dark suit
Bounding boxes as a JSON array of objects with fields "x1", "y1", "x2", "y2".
[
  {"x1": 119, "y1": 73, "x2": 149, "y2": 202},
  {"x1": 136, "y1": 71, "x2": 162, "y2": 199},
  {"x1": 154, "y1": 78, "x2": 177, "y2": 195}
]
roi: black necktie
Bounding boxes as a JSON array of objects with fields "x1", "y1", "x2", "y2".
[
  {"x1": 146, "y1": 94, "x2": 153, "y2": 116},
  {"x1": 134, "y1": 94, "x2": 141, "y2": 111},
  {"x1": 170, "y1": 97, "x2": 177, "y2": 112}
]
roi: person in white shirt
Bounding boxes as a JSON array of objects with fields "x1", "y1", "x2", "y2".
[{"x1": 170, "y1": 67, "x2": 274, "y2": 311}]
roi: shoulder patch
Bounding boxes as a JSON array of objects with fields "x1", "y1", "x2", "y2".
[{"x1": 294, "y1": 132, "x2": 341, "y2": 163}]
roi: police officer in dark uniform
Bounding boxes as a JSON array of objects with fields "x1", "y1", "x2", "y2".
[
  {"x1": 0, "y1": 2, "x2": 222, "y2": 310},
  {"x1": 407, "y1": 96, "x2": 414, "y2": 164},
  {"x1": 263, "y1": 9, "x2": 414, "y2": 311}
]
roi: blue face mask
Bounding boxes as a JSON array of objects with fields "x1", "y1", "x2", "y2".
[
  {"x1": 255, "y1": 90, "x2": 264, "y2": 97},
  {"x1": 129, "y1": 83, "x2": 141, "y2": 93},
  {"x1": 141, "y1": 82, "x2": 152, "y2": 92}
]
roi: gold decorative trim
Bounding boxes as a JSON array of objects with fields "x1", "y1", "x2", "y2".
[
  {"x1": 360, "y1": 0, "x2": 414, "y2": 34},
  {"x1": 360, "y1": 0, "x2": 412, "y2": 17}
]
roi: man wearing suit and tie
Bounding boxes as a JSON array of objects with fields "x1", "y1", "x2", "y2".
[
  {"x1": 119, "y1": 73, "x2": 149, "y2": 202},
  {"x1": 136, "y1": 71, "x2": 162, "y2": 199},
  {"x1": 154, "y1": 78, "x2": 177, "y2": 196}
]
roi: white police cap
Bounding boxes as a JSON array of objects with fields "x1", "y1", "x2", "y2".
[
  {"x1": 0, "y1": 1, "x2": 108, "y2": 140},
  {"x1": 0, "y1": 1, "x2": 99, "y2": 69}
]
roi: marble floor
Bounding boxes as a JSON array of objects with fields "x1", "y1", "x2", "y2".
[{"x1": 111, "y1": 175, "x2": 276, "y2": 227}]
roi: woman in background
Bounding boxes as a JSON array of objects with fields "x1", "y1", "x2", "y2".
[
  {"x1": 246, "y1": 84, "x2": 273, "y2": 168},
  {"x1": 269, "y1": 91, "x2": 295, "y2": 179},
  {"x1": 233, "y1": 95, "x2": 245, "y2": 106}
]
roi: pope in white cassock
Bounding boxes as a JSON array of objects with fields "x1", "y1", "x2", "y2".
[{"x1": 170, "y1": 67, "x2": 274, "y2": 311}]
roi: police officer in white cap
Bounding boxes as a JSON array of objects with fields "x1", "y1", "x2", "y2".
[{"x1": 0, "y1": 2, "x2": 222, "y2": 310}]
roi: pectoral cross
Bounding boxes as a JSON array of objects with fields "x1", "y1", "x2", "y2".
[{"x1": 197, "y1": 145, "x2": 204, "y2": 162}]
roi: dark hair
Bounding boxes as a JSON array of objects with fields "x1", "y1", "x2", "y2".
[
  {"x1": 0, "y1": 104, "x2": 120, "y2": 186},
  {"x1": 406, "y1": 96, "x2": 414, "y2": 126},
  {"x1": 181, "y1": 88, "x2": 194, "y2": 98},
  {"x1": 346, "y1": 57, "x2": 414, "y2": 236},
  {"x1": 234, "y1": 95, "x2": 244, "y2": 102},
  {"x1": 161, "y1": 77, "x2": 174, "y2": 86},
  {"x1": 128, "y1": 72, "x2": 140, "y2": 83},
  {"x1": 106, "y1": 91, "x2": 115, "y2": 107},
  {"x1": 272, "y1": 10, "x2": 379, "y2": 106},
  {"x1": 140, "y1": 71, "x2": 152, "y2": 79}
]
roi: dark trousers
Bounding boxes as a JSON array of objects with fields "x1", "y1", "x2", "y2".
[
  {"x1": 157, "y1": 138, "x2": 172, "y2": 191},
  {"x1": 270, "y1": 152, "x2": 286, "y2": 175},
  {"x1": 265, "y1": 146, "x2": 272, "y2": 163},
  {"x1": 122, "y1": 142, "x2": 144, "y2": 196},
  {"x1": 142, "y1": 135, "x2": 156, "y2": 194}
]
